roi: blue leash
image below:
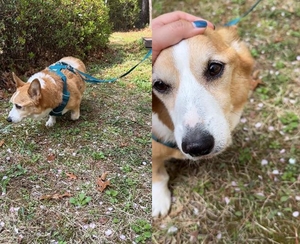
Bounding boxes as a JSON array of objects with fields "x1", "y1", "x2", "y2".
[
  {"x1": 224, "y1": 0, "x2": 263, "y2": 26},
  {"x1": 48, "y1": 49, "x2": 152, "y2": 116},
  {"x1": 53, "y1": 49, "x2": 152, "y2": 84}
]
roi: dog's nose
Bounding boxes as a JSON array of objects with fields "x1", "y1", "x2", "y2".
[
  {"x1": 7, "y1": 117, "x2": 12, "y2": 122},
  {"x1": 181, "y1": 131, "x2": 215, "y2": 157}
]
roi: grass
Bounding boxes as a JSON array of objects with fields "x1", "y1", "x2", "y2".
[
  {"x1": 153, "y1": 0, "x2": 300, "y2": 243},
  {"x1": 0, "y1": 28, "x2": 151, "y2": 243}
]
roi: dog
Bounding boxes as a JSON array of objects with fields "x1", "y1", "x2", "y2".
[
  {"x1": 152, "y1": 26, "x2": 255, "y2": 217},
  {"x1": 7, "y1": 57, "x2": 86, "y2": 127}
]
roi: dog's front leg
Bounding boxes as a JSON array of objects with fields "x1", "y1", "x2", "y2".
[
  {"x1": 152, "y1": 154, "x2": 170, "y2": 217},
  {"x1": 152, "y1": 140, "x2": 185, "y2": 217},
  {"x1": 46, "y1": 115, "x2": 56, "y2": 127}
]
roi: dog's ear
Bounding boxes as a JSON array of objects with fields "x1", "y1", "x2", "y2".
[
  {"x1": 28, "y1": 79, "x2": 42, "y2": 102},
  {"x1": 215, "y1": 26, "x2": 240, "y2": 47},
  {"x1": 12, "y1": 72, "x2": 25, "y2": 88},
  {"x1": 218, "y1": 27, "x2": 254, "y2": 71}
]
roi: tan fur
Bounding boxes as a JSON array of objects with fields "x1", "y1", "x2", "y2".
[
  {"x1": 7, "y1": 57, "x2": 86, "y2": 126},
  {"x1": 152, "y1": 27, "x2": 255, "y2": 217}
]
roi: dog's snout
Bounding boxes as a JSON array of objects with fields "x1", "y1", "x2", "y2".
[
  {"x1": 181, "y1": 131, "x2": 215, "y2": 157},
  {"x1": 7, "y1": 117, "x2": 12, "y2": 123}
]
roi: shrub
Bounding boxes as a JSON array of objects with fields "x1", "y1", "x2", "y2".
[
  {"x1": 107, "y1": 0, "x2": 140, "y2": 31},
  {"x1": 0, "y1": 0, "x2": 111, "y2": 73}
]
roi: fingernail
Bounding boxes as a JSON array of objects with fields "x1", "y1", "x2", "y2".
[{"x1": 193, "y1": 20, "x2": 207, "y2": 28}]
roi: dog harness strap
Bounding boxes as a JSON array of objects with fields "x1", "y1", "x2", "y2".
[
  {"x1": 48, "y1": 63, "x2": 72, "y2": 116},
  {"x1": 152, "y1": 134, "x2": 177, "y2": 149}
]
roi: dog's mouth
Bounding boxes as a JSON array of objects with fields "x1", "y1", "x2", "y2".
[{"x1": 180, "y1": 145, "x2": 226, "y2": 160}]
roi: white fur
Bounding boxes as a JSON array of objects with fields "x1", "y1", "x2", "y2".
[
  {"x1": 7, "y1": 104, "x2": 23, "y2": 123},
  {"x1": 152, "y1": 113, "x2": 175, "y2": 143},
  {"x1": 152, "y1": 179, "x2": 171, "y2": 217},
  {"x1": 169, "y1": 40, "x2": 231, "y2": 159},
  {"x1": 46, "y1": 115, "x2": 56, "y2": 127},
  {"x1": 59, "y1": 58, "x2": 81, "y2": 70},
  {"x1": 8, "y1": 105, "x2": 52, "y2": 123},
  {"x1": 28, "y1": 72, "x2": 56, "y2": 88}
]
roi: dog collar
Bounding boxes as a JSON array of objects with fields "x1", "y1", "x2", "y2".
[
  {"x1": 48, "y1": 62, "x2": 75, "y2": 116},
  {"x1": 152, "y1": 133, "x2": 177, "y2": 149}
]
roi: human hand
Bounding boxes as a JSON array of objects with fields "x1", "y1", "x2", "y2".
[{"x1": 152, "y1": 11, "x2": 215, "y2": 63}]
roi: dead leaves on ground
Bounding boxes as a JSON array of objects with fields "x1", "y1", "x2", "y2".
[
  {"x1": 66, "y1": 172, "x2": 77, "y2": 180},
  {"x1": 0, "y1": 140, "x2": 4, "y2": 147},
  {"x1": 46, "y1": 153, "x2": 56, "y2": 162},
  {"x1": 96, "y1": 171, "x2": 110, "y2": 192},
  {"x1": 40, "y1": 192, "x2": 72, "y2": 200},
  {"x1": 40, "y1": 172, "x2": 110, "y2": 201}
]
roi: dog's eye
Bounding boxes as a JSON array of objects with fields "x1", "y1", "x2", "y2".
[
  {"x1": 206, "y1": 61, "x2": 224, "y2": 80},
  {"x1": 15, "y1": 104, "x2": 22, "y2": 109},
  {"x1": 153, "y1": 79, "x2": 171, "y2": 94}
]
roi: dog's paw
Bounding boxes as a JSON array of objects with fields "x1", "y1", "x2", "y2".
[
  {"x1": 71, "y1": 111, "x2": 80, "y2": 120},
  {"x1": 45, "y1": 116, "x2": 56, "y2": 127},
  {"x1": 152, "y1": 181, "x2": 171, "y2": 217}
]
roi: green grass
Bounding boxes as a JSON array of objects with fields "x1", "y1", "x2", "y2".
[
  {"x1": 0, "y1": 28, "x2": 151, "y2": 243},
  {"x1": 153, "y1": 0, "x2": 300, "y2": 243}
]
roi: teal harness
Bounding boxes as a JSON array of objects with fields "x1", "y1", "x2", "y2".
[
  {"x1": 152, "y1": 133, "x2": 177, "y2": 149},
  {"x1": 48, "y1": 49, "x2": 152, "y2": 116},
  {"x1": 48, "y1": 63, "x2": 73, "y2": 116}
]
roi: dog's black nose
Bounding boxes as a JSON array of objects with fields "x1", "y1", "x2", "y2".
[
  {"x1": 181, "y1": 131, "x2": 215, "y2": 157},
  {"x1": 7, "y1": 117, "x2": 12, "y2": 122}
]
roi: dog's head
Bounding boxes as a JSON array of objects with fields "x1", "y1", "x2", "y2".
[
  {"x1": 7, "y1": 72, "x2": 51, "y2": 123},
  {"x1": 152, "y1": 26, "x2": 254, "y2": 160}
]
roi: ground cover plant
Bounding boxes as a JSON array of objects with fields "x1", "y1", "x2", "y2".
[
  {"x1": 152, "y1": 0, "x2": 300, "y2": 243},
  {"x1": 0, "y1": 28, "x2": 151, "y2": 243}
]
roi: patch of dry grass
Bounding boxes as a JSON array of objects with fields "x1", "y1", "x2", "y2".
[{"x1": 153, "y1": 0, "x2": 300, "y2": 243}]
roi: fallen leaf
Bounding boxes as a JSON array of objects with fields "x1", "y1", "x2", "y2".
[
  {"x1": 47, "y1": 153, "x2": 56, "y2": 162},
  {"x1": 97, "y1": 172, "x2": 110, "y2": 192},
  {"x1": 274, "y1": 37, "x2": 283, "y2": 43},
  {"x1": 66, "y1": 172, "x2": 77, "y2": 180},
  {"x1": 189, "y1": 230, "x2": 199, "y2": 243},
  {"x1": 120, "y1": 142, "x2": 128, "y2": 147},
  {"x1": 100, "y1": 171, "x2": 109, "y2": 181},
  {"x1": 0, "y1": 140, "x2": 4, "y2": 147},
  {"x1": 40, "y1": 192, "x2": 72, "y2": 200},
  {"x1": 99, "y1": 217, "x2": 109, "y2": 225}
]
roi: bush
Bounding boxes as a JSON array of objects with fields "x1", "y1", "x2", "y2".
[
  {"x1": 107, "y1": 0, "x2": 140, "y2": 31},
  {"x1": 0, "y1": 0, "x2": 111, "y2": 73}
]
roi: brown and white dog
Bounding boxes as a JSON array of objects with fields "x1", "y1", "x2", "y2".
[
  {"x1": 7, "y1": 57, "x2": 86, "y2": 127},
  {"x1": 152, "y1": 26, "x2": 254, "y2": 217}
]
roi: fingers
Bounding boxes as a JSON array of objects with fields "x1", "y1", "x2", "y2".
[
  {"x1": 152, "y1": 19, "x2": 210, "y2": 63},
  {"x1": 152, "y1": 11, "x2": 214, "y2": 29},
  {"x1": 152, "y1": 11, "x2": 215, "y2": 63}
]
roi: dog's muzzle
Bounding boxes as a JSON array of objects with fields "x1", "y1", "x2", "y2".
[
  {"x1": 181, "y1": 130, "x2": 215, "y2": 157},
  {"x1": 7, "y1": 117, "x2": 12, "y2": 123}
]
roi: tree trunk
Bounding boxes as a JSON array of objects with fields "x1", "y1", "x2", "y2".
[{"x1": 138, "y1": 0, "x2": 149, "y2": 28}]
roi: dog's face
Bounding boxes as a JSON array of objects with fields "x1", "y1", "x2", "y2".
[
  {"x1": 7, "y1": 73, "x2": 52, "y2": 123},
  {"x1": 152, "y1": 27, "x2": 254, "y2": 160}
]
